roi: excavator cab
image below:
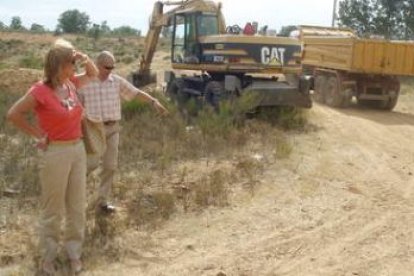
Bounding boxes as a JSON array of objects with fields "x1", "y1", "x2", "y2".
[{"x1": 171, "y1": 12, "x2": 219, "y2": 64}]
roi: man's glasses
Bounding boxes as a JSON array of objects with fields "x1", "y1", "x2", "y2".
[{"x1": 104, "y1": 66, "x2": 115, "y2": 70}]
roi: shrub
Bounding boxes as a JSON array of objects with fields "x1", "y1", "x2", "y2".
[
  {"x1": 19, "y1": 52, "x2": 43, "y2": 69},
  {"x1": 255, "y1": 106, "x2": 308, "y2": 130}
]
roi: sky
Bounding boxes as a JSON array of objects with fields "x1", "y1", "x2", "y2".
[{"x1": 0, "y1": 0, "x2": 336, "y2": 34}]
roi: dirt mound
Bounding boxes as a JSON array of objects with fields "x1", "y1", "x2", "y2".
[{"x1": 0, "y1": 68, "x2": 43, "y2": 94}]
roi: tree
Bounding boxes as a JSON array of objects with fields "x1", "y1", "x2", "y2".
[
  {"x1": 338, "y1": 0, "x2": 374, "y2": 37},
  {"x1": 57, "y1": 9, "x2": 90, "y2": 33},
  {"x1": 88, "y1": 21, "x2": 112, "y2": 40},
  {"x1": 30, "y1": 23, "x2": 46, "y2": 33},
  {"x1": 337, "y1": 0, "x2": 413, "y2": 39},
  {"x1": 9, "y1": 16, "x2": 25, "y2": 31},
  {"x1": 373, "y1": 0, "x2": 405, "y2": 39},
  {"x1": 402, "y1": 1, "x2": 414, "y2": 39},
  {"x1": 88, "y1": 23, "x2": 102, "y2": 41},
  {"x1": 100, "y1": 21, "x2": 111, "y2": 35},
  {"x1": 0, "y1": 21, "x2": 6, "y2": 31},
  {"x1": 112, "y1": 26, "x2": 140, "y2": 36}
]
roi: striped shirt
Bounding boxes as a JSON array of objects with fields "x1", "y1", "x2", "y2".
[{"x1": 78, "y1": 74, "x2": 138, "y2": 122}]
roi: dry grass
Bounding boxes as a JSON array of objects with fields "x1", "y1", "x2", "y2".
[
  {"x1": 0, "y1": 31, "x2": 310, "y2": 274},
  {"x1": 0, "y1": 99, "x2": 306, "y2": 274}
]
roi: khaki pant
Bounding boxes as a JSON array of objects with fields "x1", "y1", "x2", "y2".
[
  {"x1": 38, "y1": 141, "x2": 86, "y2": 261},
  {"x1": 87, "y1": 123, "x2": 119, "y2": 205}
]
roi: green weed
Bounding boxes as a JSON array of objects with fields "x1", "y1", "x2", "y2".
[
  {"x1": 193, "y1": 169, "x2": 229, "y2": 208},
  {"x1": 19, "y1": 52, "x2": 43, "y2": 69}
]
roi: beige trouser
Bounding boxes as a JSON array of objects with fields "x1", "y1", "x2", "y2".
[
  {"x1": 38, "y1": 141, "x2": 86, "y2": 261},
  {"x1": 87, "y1": 122, "x2": 119, "y2": 205}
]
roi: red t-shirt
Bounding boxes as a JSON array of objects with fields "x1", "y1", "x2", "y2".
[{"x1": 30, "y1": 79, "x2": 83, "y2": 141}]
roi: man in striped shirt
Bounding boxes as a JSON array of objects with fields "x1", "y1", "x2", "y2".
[{"x1": 79, "y1": 51, "x2": 167, "y2": 214}]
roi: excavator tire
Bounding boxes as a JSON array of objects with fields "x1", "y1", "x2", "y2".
[
  {"x1": 166, "y1": 79, "x2": 178, "y2": 99},
  {"x1": 174, "y1": 79, "x2": 191, "y2": 111},
  {"x1": 204, "y1": 81, "x2": 224, "y2": 112}
]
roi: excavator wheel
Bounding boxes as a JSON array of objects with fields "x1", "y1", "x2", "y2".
[
  {"x1": 166, "y1": 78, "x2": 183, "y2": 107},
  {"x1": 324, "y1": 76, "x2": 344, "y2": 107},
  {"x1": 166, "y1": 78, "x2": 191, "y2": 113},
  {"x1": 174, "y1": 79, "x2": 192, "y2": 111},
  {"x1": 204, "y1": 81, "x2": 224, "y2": 112},
  {"x1": 175, "y1": 79, "x2": 205, "y2": 117},
  {"x1": 166, "y1": 79, "x2": 178, "y2": 100}
]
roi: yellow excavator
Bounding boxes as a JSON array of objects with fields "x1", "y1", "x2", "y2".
[{"x1": 132, "y1": 0, "x2": 312, "y2": 109}]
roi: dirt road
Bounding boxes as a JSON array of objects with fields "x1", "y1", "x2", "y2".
[{"x1": 84, "y1": 95, "x2": 414, "y2": 276}]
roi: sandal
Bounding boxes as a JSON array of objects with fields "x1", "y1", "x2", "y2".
[
  {"x1": 42, "y1": 260, "x2": 56, "y2": 275},
  {"x1": 70, "y1": 259, "x2": 83, "y2": 274}
]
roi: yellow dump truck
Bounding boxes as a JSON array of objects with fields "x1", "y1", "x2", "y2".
[{"x1": 300, "y1": 25, "x2": 414, "y2": 110}]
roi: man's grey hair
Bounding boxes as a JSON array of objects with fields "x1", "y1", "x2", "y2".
[{"x1": 96, "y1": 51, "x2": 115, "y2": 66}]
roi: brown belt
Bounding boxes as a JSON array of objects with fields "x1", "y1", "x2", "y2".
[
  {"x1": 48, "y1": 139, "x2": 81, "y2": 146},
  {"x1": 103, "y1": 120, "x2": 117, "y2": 126}
]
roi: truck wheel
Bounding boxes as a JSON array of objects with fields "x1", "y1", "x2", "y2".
[
  {"x1": 375, "y1": 91, "x2": 399, "y2": 110},
  {"x1": 341, "y1": 88, "x2": 353, "y2": 108},
  {"x1": 324, "y1": 76, "x2": 344, "y2": 107},
  {"x1": 382, "y1": 91, "x2": 399, "y2": 110},
  {"x1": 356, "y1": 98, "x2": 369, "y2": 108},
  {"x1": 357, "y1": 90, "x2": 399, "y2": 111},
  {"x1": 313, "y1": 75, "x2": 326, "y2": 103}
]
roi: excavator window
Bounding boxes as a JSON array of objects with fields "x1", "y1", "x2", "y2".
[
  {"x1": 172, "y1": 14, "x2": 199, "y2": 64},
  {"x1": 197, "y1": 15, "x2": 218, "y2": 36},
  {"x1": 172, "y1": 16, "x2": 186, "y2": 63},
  {"x1": 171, "y1": 13, "x2": 220, "y2": 64}
]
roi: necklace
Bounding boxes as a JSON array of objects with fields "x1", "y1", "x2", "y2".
[
  {"x1": 56, "y1": 84, "x2": 69, "y2": 99},
  {"x1": 56, "y1": 84, "x2": 76, "y2": 110}
]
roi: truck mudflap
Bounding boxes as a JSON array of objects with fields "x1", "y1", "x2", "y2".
[{"x1": 245, "y1": 79, "x2": 312, "y2": 108}]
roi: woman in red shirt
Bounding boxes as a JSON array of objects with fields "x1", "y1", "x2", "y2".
[{"x1": 7, "y1": 38, "x2": 98, "y2": 275}]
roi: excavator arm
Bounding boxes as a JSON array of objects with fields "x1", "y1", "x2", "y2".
[
  {"x1": 133, "y1": 1, "x2": 167, "y2": 86},
  {"x1": 132, "y1": 0, "x2": 225, "y2": 87}
]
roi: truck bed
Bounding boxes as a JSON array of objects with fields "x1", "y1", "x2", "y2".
[{"x1": 301, "y1": 29, "x2": 414, "y2": 76}]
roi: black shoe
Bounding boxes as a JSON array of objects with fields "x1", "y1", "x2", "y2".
[{"x1": 100, "y1": 203, "x2": 116, "y2": 214}]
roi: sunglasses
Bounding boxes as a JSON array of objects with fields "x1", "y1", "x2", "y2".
[{"x1": 104, "y1": 66, "x2": 115, "y2": 70}]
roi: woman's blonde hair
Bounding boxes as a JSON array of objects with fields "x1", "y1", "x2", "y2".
[{"x1": 43, "y1": 39, "x2": 74, "y2": 89}]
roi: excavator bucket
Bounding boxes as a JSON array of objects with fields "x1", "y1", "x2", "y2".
[{"x1": 131, "y1": 70, "x2": 157, "y2": 88}]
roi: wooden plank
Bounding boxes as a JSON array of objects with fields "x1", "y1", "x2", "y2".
[
  {"x1": 302, "y1": 38, "x2": 353, "y2": 70},
  {"x1": 405, "y1": 45, "x2": 414, "y2": 74},
  {"x1": 305, "y1": 36, "x2": 414, "y2": 76}
]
